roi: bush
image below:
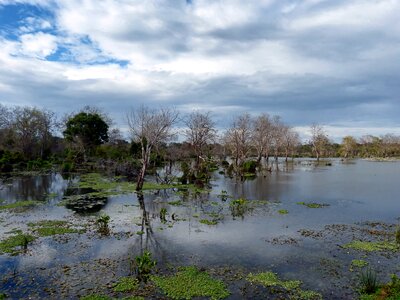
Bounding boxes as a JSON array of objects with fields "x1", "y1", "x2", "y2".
[{"x1": 241, "y1": 160, "x2": 257, "y2": 173}]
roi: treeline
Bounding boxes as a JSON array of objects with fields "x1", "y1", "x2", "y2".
[{"x1": 0, "y1": 104, "x2": 399, "y2": 175}]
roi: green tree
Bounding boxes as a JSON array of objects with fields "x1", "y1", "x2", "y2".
[{"x1": 63, "y1": 112, "x2": 109, "y2": 159}]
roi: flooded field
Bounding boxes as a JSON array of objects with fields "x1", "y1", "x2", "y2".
[{"x1": 0, "y1": 159, "x2": 399, "y2": 299}]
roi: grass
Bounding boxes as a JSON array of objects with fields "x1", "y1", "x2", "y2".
[
  {"x1": 0, "y1": 233, "x2": 36, "y2": 254},
  {"x1": 278, "y1": 209, "x2": 289, "y2": 214},
  {"x1": 168, "y1": 200, "x2": 183, "y2": 206},
  {"x1": 80, "y1": 295, "x2": 144, "y2": 300},
  {"x1": 199, "y1": 219, "x2": 218, "y2": 226},
  {"x1": 360, "y1": 274, "x2": 400, "y2": 300},
  {"x1": 296, "y1": 202, "x2": 329, "y2": 208},
  {"x1": 113, "y1": 277, "x2": 139, "y2": 292},
  {"x1": 151, "y1": 266, "x2": 230, "y2": 300},
  {"x1": 28, "y1": 220, "x2": 85, "y2": 237},
  {"x1": 0, "y1": 200, "x2": 40, "y2": 210},
  {"x1": 343, "y1": 240, "x2": 399, "y2": 252},
  {"x1": 247, "y1": 272, "x2": 322, "y2": 299}
]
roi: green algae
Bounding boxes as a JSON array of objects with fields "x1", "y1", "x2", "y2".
[
  {"x1": 113, "y1": 277, "x2": 139, "y2": 292},
  {"x1": 199, "y1": 219, "x2": 218, "y2": 226},
  {"x1": 28, "y1": 220, "x2": 85, "y2": 237},
  {"x1": 0, "y1": 233, "x2": 36, "y2": 254},
  {"x1": 343, "y1": 240, "x2": 399, "y2": 252},
  {"x1": 152, "y1": 266, "x2": 229, "y2": 300},
  {"x1": 247, "y1": 272, "x2": 322, "y2": 300},
  {"x1": 278, "y1": 209, "x2": 289, "y2": 214},
  {"x1": 0, "y1": 200, "x2": 40, "y2": 210},
  {"x1": 350, "y1": 259, "x2": 368, "y2": 271}
]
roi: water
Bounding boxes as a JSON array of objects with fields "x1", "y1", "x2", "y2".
[{"x1": 0, "y1": 159, "x2": 399, "y2": 299}]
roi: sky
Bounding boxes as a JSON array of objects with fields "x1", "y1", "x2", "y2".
[{"x1": 0, "y1": 0, "x2": 399, "y2": 141}]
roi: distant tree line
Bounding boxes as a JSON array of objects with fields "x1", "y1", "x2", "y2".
[{"x1": 1, "y1": 103, "x2": 400, "y2": 182}]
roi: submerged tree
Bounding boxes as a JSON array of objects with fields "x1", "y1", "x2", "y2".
[
  {"x1": 224, "y1": 113, "x2": 252, "y2": 170},
  {"x1": 184, "y1": 111, "x2": 216, "y2": 168},
  {"x1": 340, "y1": 136, "x2": 358, "y2": 158},
  {"x1": 310, "y1": 123, "x2": 329, "y2": 161},
  {"x1": 127, "y1": 106, "x2": 178, "y2": 191},
  {"x1": 252, "y1": 113, "x2": 273, "y2": 163}
]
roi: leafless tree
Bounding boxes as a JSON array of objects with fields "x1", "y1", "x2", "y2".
[
  {"x1": 310, "y1": 123, "x2": 329, "y2": 161},
  {"x1": 223, "y1": 113, "x2": 252, "y2": 170},
  {"x1": 184, "y1": 111, "x2": 216, "y2": 167},
  {"x1": 252, "y1": 113, "x2": 273, "y2": 163},
  {"x1": 127, "y1": 106, "x2": 178, "y2": 191},
  {"x1": 282, "y1": 126, "x2": 300, "y2": 161},
  {"x1": 271, "y1": 116, "x2": 285, "y2": 161}
]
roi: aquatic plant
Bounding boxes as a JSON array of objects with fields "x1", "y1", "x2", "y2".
[
  {"x1": 0, "y1": 200, "x2": 40, "y2": 210},
  {"x1": 217, "y1": 190, "x2": 230, "y2": 201},
  {"x1": 151, "y1": 266, "x2": 230, "y2": 300},
  {"x1": 135, "y1": 250, "x2": 157, "y2": 280},
  {"x1": 113, "y1": 277, "x2": 139, "y2": 292},
  {"x1": 0, "y1": 293, "x2": 6, "y2": 300},
  {"x1": 28, "y1": 220, "x2": 85, "y2": 237},
  {"x1": 96, "y1": 214, "x2": 111, "y2": 235},
  {"x1": 160, "y1": 208, "x2": 167, "y2": 222},
  {"x1": 343, "y1": 240, "x2": 398, "y2": 252},
  {"x1": 247, "y1": 272, "x2": 322, "y2": 299},
  {"x1": 199, "y1": 219, "x2": 218, "y2": 226},
  {"x1": 278, "y1": 209, "x2": 289, "y2": 214},
  {"x1": 168, "y1": 200, "x2": 183, "y2": 206},
  {"x1": 359, "y1": 274, "x2": 400, "y2": 300},
  {"x1": 395, "y1": 226, "x2": 400, "y2": 245},
  {"x1": 0, "y1": 233, "x2": 35, "y2": 254},
  {"x1": 230, "y1": 198, "x2": 250, "y2": 218},
  {"x1": 360, "y1": 268, "x2": 378, "y2": 294},
  {"x1": 296, "y1": 202, "x2": 329, "y2": 208},
  {"x1": 350, "y1": 259, "x2": 368, "y2": 271}
]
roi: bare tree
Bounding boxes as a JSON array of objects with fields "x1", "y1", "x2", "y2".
[
  {"x1": 127, "y1": 106, "x2": 178, "y2": 191},
  {"x1": 271, "y1": 116, "x2": 285, "y2": 161},
  {"x1": 184, "y1": 111, "x2": 216, "y2": 168},
  {"x1": 310, "y1": 123, "x2": 329, "y2": 161},
  {"x1": 223, "y1": 113, "x2": 252, "y2": 170},
  {"x1": 282, "y1": 126, "x2": 300, "y2": 161},
  {"x1": 252, "y1": 113, "x2": 273, "y2": 163}
]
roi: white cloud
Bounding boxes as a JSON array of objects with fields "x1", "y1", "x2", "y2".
[{"x1": 18, "y1": 32, "x2": 58, "y2": 58}]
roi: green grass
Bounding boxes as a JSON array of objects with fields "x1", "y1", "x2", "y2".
[
  {"x1": 199, "y1": 219, "x2": 218, "y2": 226},
  {"x1": 296, "y1": 202, "x2": 329, "y2": 208},
  {"x1": 247, "y1": 272, "x2": 322, "y2": 299},
  {"x1": 168, "y1": 200, "x2": 183, "y2": 206},
  {"x1": 152, "y1": 266, "x2": 229, "y2": 300},
  {"x1": 113, "y1": 277, "x2": 139, "y2": 292},
  {"x1": 359, "y1": 274, "x2": 400, "y2": 300},
  {"x1": 0, "y1": 200, "x2": 40, "y2": 210},
  {"x1": 278, "y1": 209, "x2": 289, "y2": 214},
  {"x1": 0, "y1": 233, "x2": 36, "y2": 254},
  {"x1": 343, "y1": 240, "x2": 399, "y2": 252},
  {"x1": 80, "y1": 295, "x2": 111, "y2": 300}
]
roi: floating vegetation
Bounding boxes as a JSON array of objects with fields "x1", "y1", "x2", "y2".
[
  {"x1": 278, "y1": 209, "x2": 289, "y2": 214},
  {"x1": 350, "y1": 259, "x2": 368, "y2": 271},
  {"x1": 343, "y1": 240, "x2": 399, "y2": 252},
  {"x1": 217, "y1": 190, "x2": 231, "y2": 201},
  {"x1": 395, "y1": 226, "x2": 400, "y2": 245},
  {"x1": 113, "y1": 277, "x2": 139, "y2": 292},
  {"x1": 168, "y1": 200, "x2": 183, "y2": 206},
  {"x1": 160, "y1": 208, "x2": 167, "y2": 222},
  {"x1": 0, "y1": 200, "x2": 40, "y2": 211},
  {"x1": 136, "y1": 231, "x2": 144, "y2": 235},
  {"x1": 28, "y1": 220, "x2": 85, "y2": 237},
  {"x1": 296, "y1": 202, "x2": 329, "y2": 208},
  {"x1": 199, "y1": 219, "x2": 218, "y2": 226},
  {"x1": 151, "y1": 266, "x2": 229, "y2": 300},
  {"x1": 247, "y1": 272, "x2": 322, "y2": 299},
  {"x1": 0, "y1": 293, "x2": 6, "y2": 300},
  {"x1": 0, "y1": 233, "x2": 35, "y2": 254}
]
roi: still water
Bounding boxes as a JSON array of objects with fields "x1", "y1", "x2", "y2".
[{"x1": 0, "y1": 159, "x2": 399, "y2": 299}]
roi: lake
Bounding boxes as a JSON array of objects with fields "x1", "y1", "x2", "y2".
[{"x1": 0, "y1": 159, "x2": 399, "y2": 299}]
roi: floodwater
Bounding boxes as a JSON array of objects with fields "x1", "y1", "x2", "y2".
[{"x1": 0, "y1": 159, "x2": 399, "y2": 299}]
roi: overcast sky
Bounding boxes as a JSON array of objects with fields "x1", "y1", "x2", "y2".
[{"x1": 0, "y1": 0, "x2": 399, "y2": 141}]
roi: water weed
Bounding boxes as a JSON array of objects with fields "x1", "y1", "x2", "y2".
[{"x1": 151, "y1": 266, "x2": 229, "y2": 300}]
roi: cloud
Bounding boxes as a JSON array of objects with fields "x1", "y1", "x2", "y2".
[{"x1": 0, "y1": 0, "x2": 399, "y2": 141}]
